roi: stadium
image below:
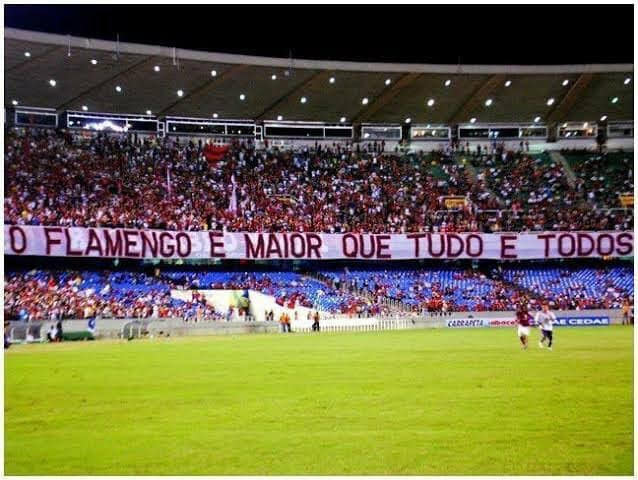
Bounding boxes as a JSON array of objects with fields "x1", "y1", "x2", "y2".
[{"x1": 3, "y1": 4, "x2": 635, "y2": 476}]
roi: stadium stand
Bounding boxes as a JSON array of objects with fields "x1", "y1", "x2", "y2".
[
  {"x1": 4, "y1": 127, "x2": 634, "y2": 233},
  {"x1": 501, "y1": 265, "x2": 633, "y2": 310},
  {"x1": 562, "y1": 150, "x2": 634, "y2": 208},
  {"x1": 5, "y1": 263, "x2": 632, "y2": 321}
]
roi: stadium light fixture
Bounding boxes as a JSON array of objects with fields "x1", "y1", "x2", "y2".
[
  {"x1": 115, "y1": 85, "x2": 122, "y2": 93},
  {"x1": 213, "y1": 113, "x2": 218, "y2": 118},
  {"x1": 611, "y1": 96, "x2": 619, "y2": 103},
  {"x1": 300, "y1": 96, "x2": 307, "y2": 103},
  {"x1": 562, "y1": 79, "x2": 569, "y2": 86},
  {"x1": 504, "y1": 80, "x2": 512, "y2": 87},
  {"x1": 146, "y1": 110, "x2": 152, "y2": 115},
  {"x1": 49, "y1": 79, "x2": 57, "y2": 87},
  {"x1": 385, "y1": 78, "x2": 391, "y2": 86},
  {"x1": 154, "y1": 65, "x2": 161, "y2": 72},
  {"x1": 470, "y1": 117, "x2": 477, "y2": 123},
  {"x1": 362, "y1": 97, "x2": 369, "y2": 105},
  {"x1": 534, "y1": 116, "x2": 541, "y2": 123},
  {"x1": 624, "y1": 77, "x2": 631, "y2": 85},
  {"x1": 24, "y1": 51, "x2": 31, "y2": 58},
  {"x1": 427, "y1": 99, "x2": 435, "y2": 107},
  {"x1": 277, "y1": 115, "x2": 283, "y2": 121},
  {"x1": 405, "y1": 118, "x2": 411, "y2": 124},
  {"x1": 329, "y1": 77, "x2": 336, "y2": 84},
  {"x1": 485, "y1": 99, "x2": 493, "y2": 107},
  {"x1": 444, "y1": 79, "x2": 451, "y2": 87},
  {"x1": 90, "y1": 59, "x2": 98, "y2": 65},
  {"x1": 340, "y1": 117, "x2": 346, "y2": 123},
  {"x1": 177, "y1": 89, "x2": 184, "y2": 97},
  {"x1": 211, "y1": 70, "x2": 217, "y2": 77},
  {"x1": 240, "y1": 93, "x2": 246, "y2": 100},
  {"x1": 600, "y1": 115, "x2": 607, "y2": 121},
  {"x1": 11, "y1": 100, "x2": 18, "y2": 106},
  {"x1": 546, "y1": 98, "x2": 555, "y2": 106},
  {"x1": 82, "y1": 105, "x2": 88, "y2": 111},
  {"x1": 271, "y1": 74, "x2": 277, "y2": 80}
]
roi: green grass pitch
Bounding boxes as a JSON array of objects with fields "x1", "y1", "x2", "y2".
[{"x1": 4, "y1": 326, "x2": 634, "y2": 475}]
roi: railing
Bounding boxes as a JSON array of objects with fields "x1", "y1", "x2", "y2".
[{"x1": 293, "y1": 316, "x2": 416, "y2": 333}]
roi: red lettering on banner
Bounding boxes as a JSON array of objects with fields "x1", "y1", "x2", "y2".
[
  {"x1": 64, "y1": 229, "x2": 83, "y2": 256},
  {"x1": 290, "y1": 233, "x2": 306, "y2": 258},
  {"x1": 447, "y1": 234, "x2": 464, "y2": 258},
  {"x1": 159, "y1": 232, "x2": 175, "y2": 257},
  {"x1": 140, "y1": 230, "x2": 158, "y2": 257},
  {"x1": 359, "y1": 235, "x2": 375, "y2": 259},
  {"x1": 558, "y1": 233, "x2": 575, "y2": 257},
  {"x1": 406, "y1": 233, "x2": 427, "y2": 257},
  {"x1": 597, "y1": 234, "x2": 614, "y2": 256},
  {"x1": 245, "y1": 234, "x2": 265, "y2": 258},
  {"x1": 176, "y1": 233, "x2": 191, "y2": 257},
  {"x1": 500, "y1": 235, "x2": 517, "y2": 259},
  {"x1": 44, "y1": 227, "x2": 63, "y2": 255},
  {"x1": 85, "y1": 228, "x2": 104, "y2": 256},
  {"x1": 104, "y1": 229, "x2": 123, "y2": 257},
  {"x1": 343, "y1": 233, "x2": 358, "y2": 258},
  {"x1": 2, "y1": 226, "x2": 635, "y2": 260},
  {"x1": 466, "y1": 234, "x2": 483, "y2": 257},
  {"x1": 537, "y1": 233, "x2": 555, "y2": 258},
  {"x1": 306, "y1": 233, "x2": 322, "y2": 258},
  {"x1": 376, "y1": 235, "x2": 391, "y2": 259},
  {"x1": 266, "y1": 234, "x2": 283, "y2": 258},
  {"x1": 123, "y1": 230, "x2": 140, "y2": 257},
  {"x1": 616, "y1": 232, "x2": 633, "y2": 256},
  {"x1": 9, "y1": 226, "x2": 27, "y2": 254},
  {"x1": 427, "y1": 234, "x2": 445, "y2": 257},
  {"x1": 208, "y1": 232, "x2": 226, "y2": 258},
  {"x1": 577, "y1": 233, "x2": 595, "y2": 256}
]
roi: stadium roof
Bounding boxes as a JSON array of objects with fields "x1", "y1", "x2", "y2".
[{"x1": 5, "y1": 28, "x2": 634, "y2": 125}]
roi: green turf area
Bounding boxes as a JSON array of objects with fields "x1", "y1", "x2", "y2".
[{"x1": 4, "y1": 327, "x2": 634, "y2": 475}]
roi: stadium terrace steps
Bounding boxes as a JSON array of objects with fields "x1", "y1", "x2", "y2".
[
  {"x1": 453, "y1": 153, "x2": 503, "y2": 207},
  {"x1": 549, "y1": 151, "x2": 577, "y2": 187}
]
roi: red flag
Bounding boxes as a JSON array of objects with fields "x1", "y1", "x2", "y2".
[{"x1": 204, "y1": 144, "x2": 230, "y2": 165}]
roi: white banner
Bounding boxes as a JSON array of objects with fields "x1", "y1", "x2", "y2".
[{"x1": 3, "y1": 226, "x2": 634, "y2": 260}]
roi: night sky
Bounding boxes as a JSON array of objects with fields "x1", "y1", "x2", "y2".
[{"x1": 4, "y1": 4, "x2": 634, "y2": 65}]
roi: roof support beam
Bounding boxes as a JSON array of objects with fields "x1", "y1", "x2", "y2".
[
  {"x1": 255, "y1": 71, "x2": 331, "y2": 120},
  {"x1": 56, "y1": 56, "x2": 153, "y2": 111},
  {"x1": 448, "y1": 74, "x2": 506, "y2": 124},
  {"x1": 158, "y1": 64, "x2": 250, "y2": 116},
  {"x1": 352, "y1": 73, "x2": 421, "y2": 124},
  {"x1": 6, "y1": 45, "x2": 62, "y2": 74},
  {"x1": 546, "y1": 73, "x2": 594, "y2": 123}
]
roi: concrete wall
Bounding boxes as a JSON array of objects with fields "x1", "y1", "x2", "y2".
[
  {"x1": 10, "y1": 308, "x2": 623, "y2": 342},
  {"x1": 410, "y1": 138, "x2": 633, "y2": 153}
]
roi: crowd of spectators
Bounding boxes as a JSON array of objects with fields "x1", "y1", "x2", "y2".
[
  {"x1": 500, "y1": 265, "x2": 633, "y2": 310},
  {"x1": 3, "y1": 270, "x2": 222, "y2": 322},
  {"x1": 4, "y1": 262, "x2": 633, "y2": 322},
  {"x1": 320, "y1": 268, "x2": 529, "y2": 313},
  {"x1": 563, "y1": 150, "x2": 634, "y2": 209},
  {"x1": 3, "y1": 269, "x2": 381, "y2": 321},
  {"x1": 4, "y1": 127, "x2": 633, "y2": 233}
]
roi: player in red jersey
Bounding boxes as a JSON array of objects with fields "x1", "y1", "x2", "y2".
[{"x1": 516, "y1": 302, "x2": 533, "y2": 349}]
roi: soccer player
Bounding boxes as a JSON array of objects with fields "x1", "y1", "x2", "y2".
[
  {"x1": 535, "y1": 302, "x2": 557, "y2": 350},
  {"x1": 516, "y1": 302, "x2": 532, "y2": 349}
]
